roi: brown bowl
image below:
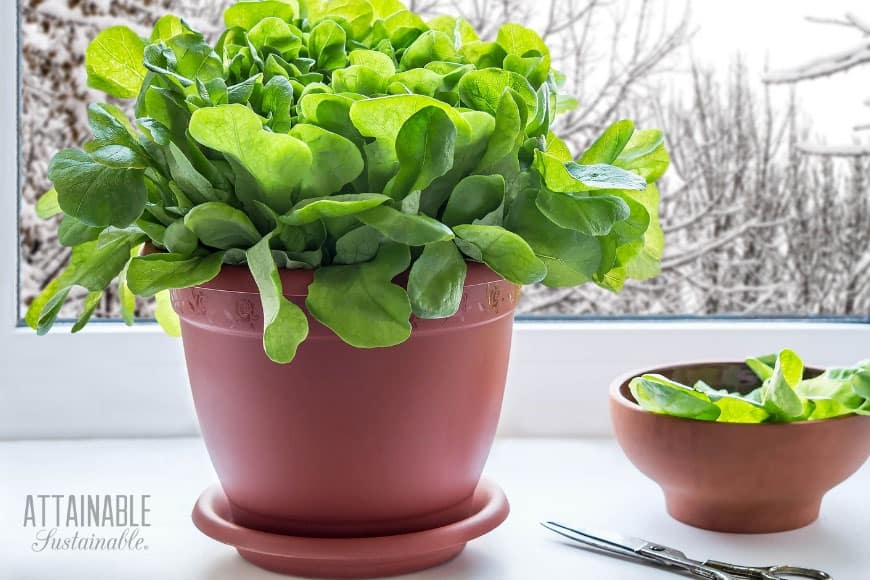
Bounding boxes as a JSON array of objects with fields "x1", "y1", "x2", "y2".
[{"x1": 610, "y1": 362, "x2": 870, "y2": 533}]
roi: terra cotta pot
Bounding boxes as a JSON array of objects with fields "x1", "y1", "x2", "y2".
[
  {"x1": 171, "y1": 262, "x2": 518, "y2": 538},
  {"x1": 610, "y1": 362, "x2": 870, "y2": 533}
]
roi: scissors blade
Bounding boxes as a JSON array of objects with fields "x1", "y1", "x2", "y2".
[
  {"x1": 542, "y1": 521, "x2": 651, "y2": 556},
  {"x1": 542, "y1": 522, "x2": 741, "y2": 580},
  {"x1": 542, "y1": 522, "x2": 743, "y2": 580}
]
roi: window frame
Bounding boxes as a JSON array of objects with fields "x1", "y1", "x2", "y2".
[{"x1": 3, "y1": 1, "x2": 868, "y2": 440}]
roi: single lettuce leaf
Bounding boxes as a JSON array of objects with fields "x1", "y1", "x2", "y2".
[
  {"x1": 746, "y1": 355, "x2": 775, "y2": 381},
  {"x1": 370, "y1": 0, "x2": 407, "y2": 19},
  {"x1": 761, "y1": 349, "x2": 807, "y2": 421},
  {"x1": 25, "y1": 236, "x2": 138, "y2": 333},
  {"x1": 546, "y1": 132, "x2": 573, "y2": 161},
  {"x1": 349, "y1": 94, "x2": 472, "y2": 146},
  {"x1": 69, "y1": 290, "x2": 103, "y2": 333},
  {"x1": 309, "y1": 19, "x2": 348, "y2": 71},
  {"x1": 461, "y1": 41, "x2": 507, "y2": 69},
  {"x1": 407, "y1": 240, "x2": 467, "y2": 318},
  {"x1": 534, "y1": 150, "x2": 647, "y2": 193},
  {"x1": 312, "y1": 0, "x2": 374, "y2": 41},
  {"x1": 851, "y1": 367, "x2": 870, "y2": 399},
  {"x1": 184, "y1": 202, "x2": 262, "y2": 250},
  {"x1": 154, "y1": 289, "x2": 182, "y2": 337},
  {"x1": 87, "y1": 103, "x2": 149, "y2": 163},
  {"x1": 306, "y1": 242, "x2": 412, "y2": 348},
  {"x1": 478, "y1": 90, "x2": 525, "y2": 172},
  {"x1": 260, "y1": 76, "x2": 295, "y2": 133},
  {"x1": 32, "y1": 286, "x2": 72, "y2": 336},
  {"x1": 246, "y1": 233, "x2": 309, "y2": 363},
  {"x1": 350, "y1": 49, "x2": 396, "y2": 77},
  {"x1": 359, "y1": 206, "x2": 455, "y2": 245},
  {"x1": 350, "y1": 94, "x2": 471, "y2": 190},
  {"x1": 506, "y1": 188, "x2": 601, "y2": 288},
  {"x1": 85, "y1": 26, "x2": 147, "y2": 98},
  {"x1": 35, "y1": 188, "x2": 62, "y2": 219},
  {"x1": 288, "y1": 124, "x2": 365, "y2": 199},
  {"x1": 49, "y1": 149, "x2": 146, "y2": 228},
  {"x1": 610, "y1": 183, "x2": 661, "y2": 280},
  {"x1": 496, "y1": 23, "x2": 550, "y2": 87},
  {"x1": 126, "y1": 252, "x2": 225, "y2": 296},
  {"x1": 629, "y1": 374, "x2": 721, "y2": 421},
  {"x1": 807, "y1": 398, "x2": 856, "y2": 420},
  {"x1": 399, "y1": 30, "x2": 458, "y2": 71},
  {"x1": 428, "y1": 15, "x2": 479, "y2": 45},
  {"x1": 453, "y1": 224, "x2": 546, "y2": 285},
  {"x1": 150, "y1": 15, "x2": 192, "y2": 42},
  {"x1": 57, "y1": 216, "x2": 102, "y2": 247},
  {"x1": 165, "y1": 141, "x2": 230, "y2": 206},
  {"x1": 189, "y1": 104, "x2": 312, "y2": 214},
  {"x1": 694, "y1": 380, "x2": 769, "y2": 423},
  {"x1": 332, "y1": 62, "x2": 390, "y2": 94},
  {"x1": 117, "y1": 245, "x2": 140, "y2": 326},
  {"x1": 614, "y1": 129, "x2": 670, "y2": 182},
  {"x1": 380, "y1": 10, "x2": 427, "y2": 47},
  {"x1": 713, "y1": 396, "x2": 770, "y2": 423},
  {"x1": 457, "y1": 68, "x2": 536, "y2": 116},
  {"x1": 535, "y1": 189, "x2": 630, "y2": 237},
  {"x1": 441, "y1": 174, "x2": 505, "y2": 227},
  {"x1": 224, "y1": 1, "x2": 296, "y2": 30},
  {"x1": 333, "y1": 225, "x2": 383, "y2": 265},
  {"x1": 579, "y1": 119, "x2": 635, "y2": 165},
  {"x1": 248, "y1": 17, "x2": 303, "y2": 61},
  {"x1": 796, "y1": 367, "x2": 867, "y2": 409},
  {"x1": 388, "y1": 68, "x2": 446, "y2": 97},
  {"x1": 280, "y1": 193, "x2": 391, "y2": 225},
  {"x1": 384, "y1": 106, "x2": 457, "y2": 200}
]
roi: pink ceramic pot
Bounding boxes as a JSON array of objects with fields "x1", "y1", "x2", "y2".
[
  {"x1": 171, "y1": 263, "x2": 518, "y2": 538},
  {"x1": 610, "y1": 362, "x2": 870, "y2": 533}
]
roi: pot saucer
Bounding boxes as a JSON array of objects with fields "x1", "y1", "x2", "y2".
[{"x1": 192, "y1": 479, "x2": 510, "y2": 579}]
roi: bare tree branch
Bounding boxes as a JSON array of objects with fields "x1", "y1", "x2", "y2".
[
  {"x1": 798, "y1": 144, "x2": 870, "y2": 156},
  {"x1": 764, "y1": 13, "x2": 870, "y2": 158},
  {"x1": 805, "y1": 13, "x2": 870, "y2": 35},
  {"x1": 764, "y1": 40, "x2": 870, "y2": 83}
]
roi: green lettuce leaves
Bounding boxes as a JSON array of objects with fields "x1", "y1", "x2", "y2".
[
  {"x1": 306, "y1": 243, "x2": 412, "y2": 347},
  {"x1": 629, "y1": 350, "x2": 870, "y2": 423},
  {"x1": 32, "y1": 0, "x2": 670, "y2": 363}
]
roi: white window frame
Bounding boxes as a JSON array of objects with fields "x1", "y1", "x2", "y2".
[{"x1": 3, "y1": 2, "x2": 867, "y2": 440}]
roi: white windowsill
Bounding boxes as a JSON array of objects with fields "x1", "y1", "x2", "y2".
[
  {"x1": 2, "y1": 320, "x2": 868, "y2": 439},
  {"x1": 0, "y1": 437, "x2": 866, "y2": 579}
]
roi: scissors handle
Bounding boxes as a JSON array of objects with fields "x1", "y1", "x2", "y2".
[
  {"x1": 705, "y1": 559, "x2": 832, "y2": 579},
  {"x1": 637, "y1": 545, "x2": 736, "y2": 580}
]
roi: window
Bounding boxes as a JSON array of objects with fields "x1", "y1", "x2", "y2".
[{"x1": 4, "y1": 0, "x2": 868, "y2": 440}]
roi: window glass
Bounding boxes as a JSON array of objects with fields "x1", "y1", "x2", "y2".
[{"x1": 19, "y1": 0, "x2": 869, "y2": 321}]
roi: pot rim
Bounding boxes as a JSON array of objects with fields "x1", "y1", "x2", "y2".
[
  {"x1": 143, "y1": 242, "x2": 512, "y2": 296},
  {"x1": 609, "y1": 360, "x2": 864, "y2": 428},
  {"x1": 189, "y1": 260, "x2": 508, "y2": 297}
]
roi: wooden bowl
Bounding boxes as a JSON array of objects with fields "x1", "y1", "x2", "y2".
[{"x1": 610, "y1": 362, "x2": 870, "y2": 533}]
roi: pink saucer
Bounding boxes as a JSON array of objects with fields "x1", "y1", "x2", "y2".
[{"x1": 192, "y1": 479, "x2": 510, "y2": 578}]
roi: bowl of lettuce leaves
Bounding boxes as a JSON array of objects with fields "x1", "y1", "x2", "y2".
[{"x1": 610, "y1": 350, "x2": 870, "y2": 533}]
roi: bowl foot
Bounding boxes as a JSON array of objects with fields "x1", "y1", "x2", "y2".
[{"x1": 665, "y1": 491, "x2": 821, "y2": 533}]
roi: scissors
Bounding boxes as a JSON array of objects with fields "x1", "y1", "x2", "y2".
[{"x1": 541, "y1": 521, "x2": 831, "y2": 580}]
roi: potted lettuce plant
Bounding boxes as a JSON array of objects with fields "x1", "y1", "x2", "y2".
[{"x1": 28, "y1": 0, "x2": 668, "y2": 575}]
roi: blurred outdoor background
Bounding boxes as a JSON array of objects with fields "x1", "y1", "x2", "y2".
[{"x1": 18, "y1": 0, "x2": 870, "y2": 319}]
